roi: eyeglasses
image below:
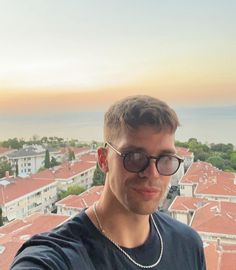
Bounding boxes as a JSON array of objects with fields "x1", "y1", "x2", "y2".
[{"x1": 105, "y1": 142, "x2": 183, "y2": 176}]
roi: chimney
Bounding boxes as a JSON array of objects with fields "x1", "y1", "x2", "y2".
[
  {"x1": 218, "y1": 201, "x2": 221, "y2": 213},
  {"x1": 216, "y1": 238, "x2": 222, "y2": 252},
  {"x1": 5, "y1": 171, "x2": 10, "y2": 178}
]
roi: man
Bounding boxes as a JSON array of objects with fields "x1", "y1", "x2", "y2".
[{"x1": 11, "y1": 95, "x2": 206, "y2": 269}]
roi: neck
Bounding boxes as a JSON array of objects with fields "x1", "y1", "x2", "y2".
[{"x1": 86, "y1": 198, "x2": 151, "y2": 248}]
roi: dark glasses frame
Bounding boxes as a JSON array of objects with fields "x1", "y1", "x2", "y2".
[{"x1": 105, "y1": 141, "x2": 184, "y2": 176}]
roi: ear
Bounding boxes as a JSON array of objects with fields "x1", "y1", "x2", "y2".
[{"x1": 97, "y1": 147, "x2": 108, "y2": 173}]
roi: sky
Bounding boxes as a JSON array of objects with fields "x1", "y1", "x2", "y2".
[{"x1": 0, "y1": 1, "x2": 235, "y2": 142}]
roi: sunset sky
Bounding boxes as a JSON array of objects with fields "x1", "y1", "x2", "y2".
[{"x1": 0, "y1": 1, "x2": 235, "y2": 142}]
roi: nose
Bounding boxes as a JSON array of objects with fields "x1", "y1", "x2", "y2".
[{"x1": 138, "y1": 159, "x2": 160, "y2": 179}]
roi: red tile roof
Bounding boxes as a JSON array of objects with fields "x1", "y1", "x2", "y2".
[
  {"x1": 191, "y1": 201, "x2": 236, "y2": 235},
  {"x1": 0, "y1": 213, "x2": 69, "y2": 270},
  {"x1": 0, "y1": 177, "x2": 55, "y2": 204},
  {"x1": 180, "y1": 161, "x2": 217, "y2": 184},
  {"x1": 168, "y1": 196, "x2": 209, "y2": 212},
  {"x1": 30, "y1": 168, "x2": 57, "y2": 180},
  {"x1": 0, "y1": 240, "x2": 24, "y2": 270},
  {"x1": 195, "y1": 172, "x2": 236, "y2": 196},
  {"x1": 204, "y1": 242, "x2": 236, "y2": 270},
  {"x1": 176, "y1": 147, "x2": 193, "y2": 157},
  {"x1": 180, "y1": 161, "x2": 236, "y2": 196},
  {"x1": 0, "y1": 147, "x2": 15, "y2": 155},
  {"x1": 79, "y1": 152, "x2": 97, "y2": 163},
  {"x1": 60, "y1": 146, "x2": 91, "y2": 155},
  {"x1": 54, "y1": 161, "x2": 96, "y2": 180},
  {"x1": 56, "y1": 185, "x2": 103, "y2": 209},
  {"x1": 31, "y1": 160, "x2": 96, "y2": 182}
]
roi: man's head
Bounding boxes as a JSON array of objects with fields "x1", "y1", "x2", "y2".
[
  {"x1": 99, "y1": 95, "x2": 181, "y2": 215},
  {"x1": 104, "y1": 95, "x2": 179, "y2": 143}
]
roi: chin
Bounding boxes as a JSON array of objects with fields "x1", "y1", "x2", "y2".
[{"x1": 127, "y1": 202, "x2": 160, "y2": 215}]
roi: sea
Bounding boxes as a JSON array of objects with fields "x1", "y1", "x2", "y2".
[{"x1": 0, "y1": 106, "x2": 236, "y2": 146}]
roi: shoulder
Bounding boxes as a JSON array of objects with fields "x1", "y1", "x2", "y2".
[
  {"x1": 11, "y1": 211, "x2": 95, "y2": 270},
  {"x1": 153, "y1": 212, "x2": 206, "y2": 269},
  {"x1": 153, "y1": 211, "x2": 203, "y2": 246}
]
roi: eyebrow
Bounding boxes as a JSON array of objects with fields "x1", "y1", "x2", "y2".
[{"x1": 119, "y1": 145, "x2": 177, "y2": 155}]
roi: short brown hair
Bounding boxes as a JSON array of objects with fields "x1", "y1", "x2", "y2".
[{"x1": 104, "y1": 95, "x2": 179, "y2": 142}]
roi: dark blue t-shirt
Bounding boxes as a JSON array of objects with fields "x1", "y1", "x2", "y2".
[{"x1": 10, "y1": 210, "x2": 206, "y2": 269}]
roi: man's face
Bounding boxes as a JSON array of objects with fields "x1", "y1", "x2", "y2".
[{"x1": 104, "y1": 126, "x2": 176, "y2": 215}]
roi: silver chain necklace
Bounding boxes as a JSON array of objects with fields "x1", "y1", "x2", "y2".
[{"x1": 93, "y1": 203, "x2": 163, "y2": 269}]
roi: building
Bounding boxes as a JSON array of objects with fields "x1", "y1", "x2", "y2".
[
  {"x1": 190, "y1": 201, "x2": 236, "y2": 244},
  {"x1": 0, "y1": 213, "x2": 69, "y2": 270},
  {"x1": 169, "y1": 197, "x2": 236, "y2": 244},
  {"x1": 32, "y1": 157, "x2": 97, "y2": 191},
  {"x1": 176, "y1": 147, "x2": 194, "y2": 171},
  {"x1": 168, "y1": 196, "x2": 209, "y2": 225},
  {"x1": 179, "y1": 161, "x2": 236, "y2": 201},
  {"x1": 0, "y1": 147, "x2": 16, "y2": 163},
  {"x1": 0, "y1": 175, "x2": 58, "y2": 223},
  {"x1": 7, "y1": 145, "x2": 60, "y2": 177},
  {"x1": 56, "y1": 185, "x2": 103, "y2": 216},
  {"x1": 59, "y1": 146, "x2": 92, "y2": 162},
  {"x1": 204, "y1": 241, "x2": 236, "y2": 270},
  {"x1": 170, "y1": 147, "x2": 193, "y2": 186}
]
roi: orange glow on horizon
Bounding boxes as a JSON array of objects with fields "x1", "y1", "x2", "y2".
[{"x1": 0, "y1": 82, "x2": 235, "y2": 115}]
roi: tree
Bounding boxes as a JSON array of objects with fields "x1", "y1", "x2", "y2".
[
  {"x1": 41, "y1": 136, "x2": 49, "y2": 144},
  {"x1": 58, "y1": 185, "x2": 86, "y2": 200},
  {"x1": 206, "y1": 156, "x2": 226, "y2": 170},
  {"x1": 0, "y1": 161, "x2": 13, "y2": 178},
  {"x1": 2, "y1": 138, "x2": 25, "y2": 149},
  {"x1": 210, "y1": 143, "x2": 234, "y2": 153},
  {"x1": 92, "y1": 163, "x2": 105, "y2": 186},
  {"x1": 31, "y1": 134, "x2": 40, "y2": 143},
  {"x1": 44, "y1": 150, "x2": 51, "y2": 168},
  {"x1": 194, "y1": 151, "x2": 210, "y2": 161},
  {"x1": 68, "y1": 150, "x2": 76, "y2": 161},
  {"x1": 175, "y1": 140, "x2": 189, "y2": 148},
  {"x1": 0, "y1": 207, "x2": 3, "y2": 226},
  {"x1": 15, "y1": 162, "x2": 19, "y2": 176},
  {"x1": 230, "y1": 152, "x2": 236, "y2": 170},
  {"x1": 50, "y1": 156, "x2": 60, "y2": 167}
]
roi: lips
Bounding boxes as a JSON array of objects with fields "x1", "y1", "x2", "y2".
[{"x1": 132, "y1": 186, "x2": 161, "y2": 200}]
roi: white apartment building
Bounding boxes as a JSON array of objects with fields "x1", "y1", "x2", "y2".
[
  {"x1": 176, "y1": 147, "x2": 194, "y2": 171},
  {"x1": 168, "y1": 196, "x2": 209, "y2": 225},
  {"x1": 56, "y1": 186, "x2": 103, "y2": 216},
  {"x1": 0, "y1": 176, "x2": 58, "y2": 224},
  {"x1": 55, "y1": 161, "x2": 96, "y2": 191},
  {"x1": 170, "y1": 147, "x2": 194, "y2": 186},
  {"x1": 7, "y1": 145, "x2": 60, "y2": 177},
  {"x1": 31, "y1": 156, "x2": 97, "y2": 192}
]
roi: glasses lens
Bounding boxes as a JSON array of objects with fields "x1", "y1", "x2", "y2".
[
  {"x1": 124, "y1": 152, "x2": 148, "y2": 172},
  {"x1": 157, "y1": 155, "x2": 180, "y2": 176}
]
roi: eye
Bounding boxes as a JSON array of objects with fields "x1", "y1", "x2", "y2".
[
  {"x1": 123, "y1": 152, "x2": 148, "y2": 172},
  {"x1": 158, "y1": 155, "x2": 179, "y2": 172},
  {"x1": 125, "y1": 152, "x2": 145, "y2": 162}
]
